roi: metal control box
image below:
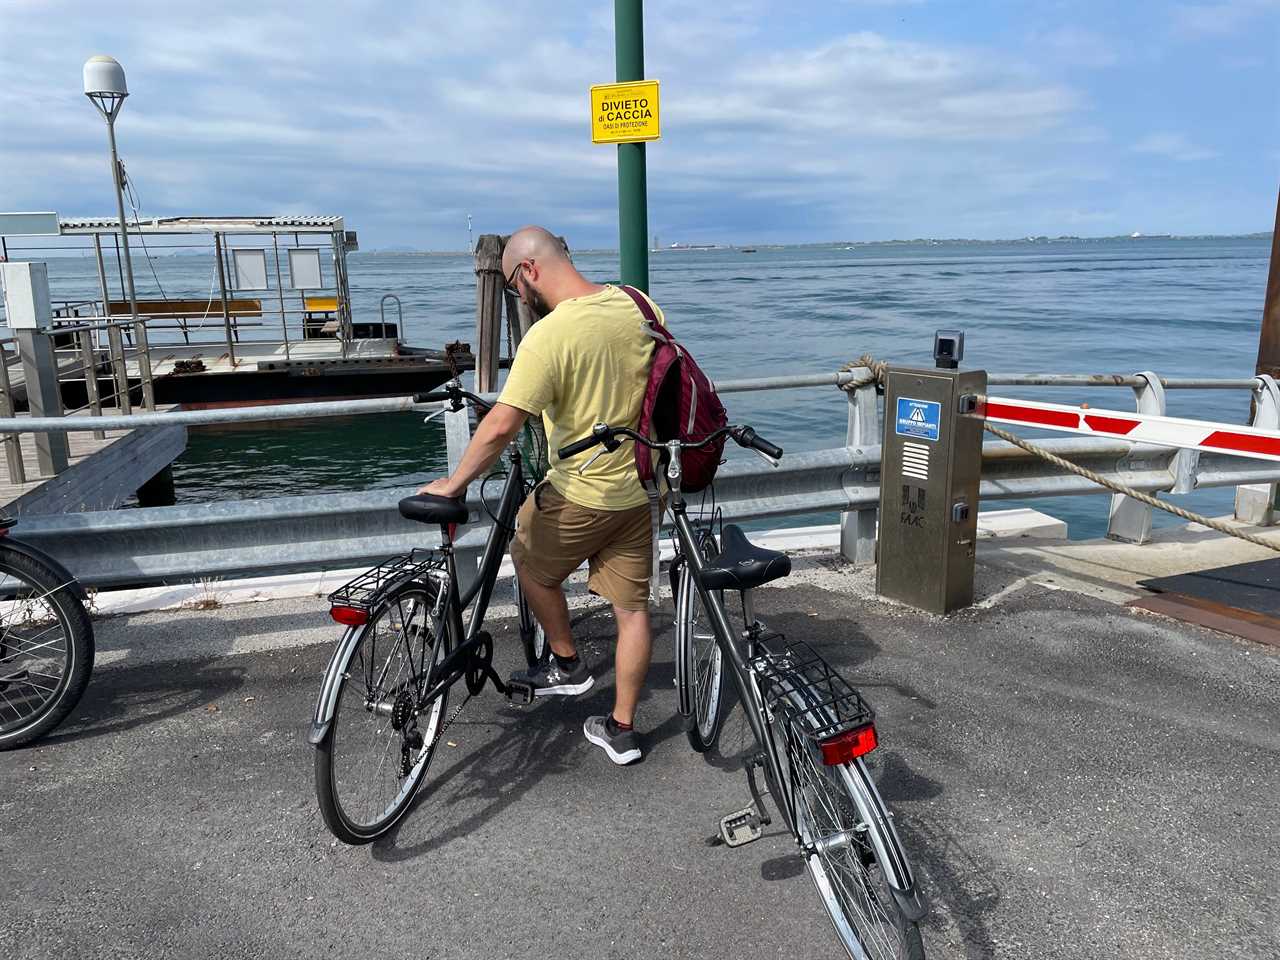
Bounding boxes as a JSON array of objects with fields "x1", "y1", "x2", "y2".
[{"x1": 876, "y1": 366, "x2": 987, "y2": 614}]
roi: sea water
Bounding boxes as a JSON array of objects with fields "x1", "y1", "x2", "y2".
[{"x1": 27, "y1": 236, "x2": 1271, "y2": 538}]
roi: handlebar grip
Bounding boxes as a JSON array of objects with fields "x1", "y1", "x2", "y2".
[
  {"x1": 558, "y1": 435, "x2": 601, "y2": 459},
  {"x1": 738, "y1": 426, "x2": 784, "y2": 460},
  {"x1": 753, "y1": 435, "x2": 783, "y2": 459},
  {"x1": 413, "y1": 391, "x2": 447, "y2": 404}
]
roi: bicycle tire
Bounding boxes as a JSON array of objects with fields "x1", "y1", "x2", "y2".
[
  {"x1": 512, "y1": 575, "x2": 549, "y2": 668},
  {"x1": 674, "y1": 532, "x2": 726, "y2": 752},
  {"x1": 314, "y1": 581, "x2": 451, "y2": 844},
  {"x1": 0, "y1": 545, "x2": 94, "y2": 750},
  {"x1": 771, "y1": 696, "x2": 925, "y2": 960}
]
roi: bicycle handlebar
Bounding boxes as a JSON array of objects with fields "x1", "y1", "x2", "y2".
[
  {"x1": 558, "y1": 432, "x2": 605, "y2": 459},
  {"x1": 733, "y1": 425, "x2": 784, "y2": 460},
  {"x1": 556, "y1": 423, "x2": 783, "y2": 462},
  {"x1": 413, "y1": 380, "x2": 494, "y2": 414}
]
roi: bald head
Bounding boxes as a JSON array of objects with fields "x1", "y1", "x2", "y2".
[
  {"x1": 502, "y1": 225, "x2": 603, "y2": 319},
  {"x1": 502, "y1": 226, "x2": 570, "y2": 277}
]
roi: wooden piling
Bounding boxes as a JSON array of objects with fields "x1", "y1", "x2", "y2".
[
  {"x1": 473, "y1": 234, "x2": 505, "y2": 394},
  {"x1": 1255, "y1": 187, "x2": 1280, "y2": 380}
]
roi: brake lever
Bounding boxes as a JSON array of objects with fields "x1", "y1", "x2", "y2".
[
  {"x1": 750, "y1": 448, "x2": 780, "y2": 469},
  {"x1": 423, "y1": 407, "x2": 447, "y2": 426},
  {"x1": 578, "y1": 447, "x2": 610, "y2": 474}
]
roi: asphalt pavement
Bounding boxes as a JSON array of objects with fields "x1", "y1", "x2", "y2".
[{"x1": 2, "y1": 557, "x2": 1277, "y2": 959}]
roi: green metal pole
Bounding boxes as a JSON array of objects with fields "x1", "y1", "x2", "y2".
[{"x1": 615, "y1": 0, "x2": 649, "y2": 292}]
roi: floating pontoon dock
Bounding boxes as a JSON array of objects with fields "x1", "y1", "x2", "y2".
[{"x1": 0, "y1": 215, "x2": 474, "y2": 410}]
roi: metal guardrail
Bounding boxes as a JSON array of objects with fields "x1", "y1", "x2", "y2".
[
  {"x1": 3, "y1": 365, "x2": 1280, "y2": 586},
  {"x1": 11, "y1": 434, "x2": 1280, "y2": 588}
]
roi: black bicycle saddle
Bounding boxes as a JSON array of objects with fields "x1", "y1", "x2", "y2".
[
  {"x1": 701, "y1": 524, "x2": 792, "y2": 591},
  {"x1": 398, "y1": 495, "x2": 468, "y2": 526}
]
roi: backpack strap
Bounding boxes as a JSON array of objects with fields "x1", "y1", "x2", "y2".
[
  {"x1": 619, "y1": 284, "x2": 669, "y2": 604},
  {"x1": 619, "y1": 285, "x2": 672, "y2": 341}
]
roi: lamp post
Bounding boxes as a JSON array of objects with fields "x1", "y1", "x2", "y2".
[{"x1": 83, "y1": 55, "x2": 154, "y2": 409}]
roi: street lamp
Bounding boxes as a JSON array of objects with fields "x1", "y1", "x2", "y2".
[{"x1": 83, "y1": 55, "x2": 154, "y2": 409}]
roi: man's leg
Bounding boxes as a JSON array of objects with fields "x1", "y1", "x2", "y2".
[
  {"x1": 514, "y1": 560, "x2": 576, "y2": 659},
  {"x1": 610, "y1": 604, "x2": 651, "y2": 726}
]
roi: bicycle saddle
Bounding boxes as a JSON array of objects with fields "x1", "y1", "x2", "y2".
[
  {"x1": 398, "y1": 494, "x2": 468, "y2": 526},
  {"x1": 701, "y1": 524, "x2": 791, "y2": 591}
]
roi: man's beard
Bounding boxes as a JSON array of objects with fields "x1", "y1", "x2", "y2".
[{"x1": 524, "y1": 285, "x2": 552, "y2": 320}]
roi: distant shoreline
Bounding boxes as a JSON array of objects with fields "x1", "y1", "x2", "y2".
[{"x1": 360, "y1": 232, "x2": 1273, "y2": 256}]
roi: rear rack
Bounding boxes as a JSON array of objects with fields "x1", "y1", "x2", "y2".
[
  {"x1": 327, "y1": 550, "x2": 445, "y2": 610},
  {"x1": 751, "y1": 635, "x2": 875, "y2": 742}
]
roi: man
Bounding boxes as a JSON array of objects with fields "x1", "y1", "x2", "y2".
[{"x1": 417, "y1": 225, "x2": 662, "y2": 765}]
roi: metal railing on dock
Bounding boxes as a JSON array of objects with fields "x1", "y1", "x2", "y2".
[{"x1": 2, "y1": 365, "x2": 1280, "y2": 586}]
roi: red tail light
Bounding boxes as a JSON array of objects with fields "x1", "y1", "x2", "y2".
[
  {"x1": 820, "y1": 723, "x2": 877, "y2": 766},
  {"x1": 330, "y1": 605, "x2": 369, "y2": 626}
]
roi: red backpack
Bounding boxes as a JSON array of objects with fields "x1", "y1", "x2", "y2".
[{"x1": 620, "y1": 285, "x2": 728, "y2": 493}]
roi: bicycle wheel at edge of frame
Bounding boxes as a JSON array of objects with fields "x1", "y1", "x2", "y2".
[
  {"x1": 767, "y1": 686, "x2": 925, "y2": 960},
  {"x1": 512, "y1": 574, "x2": 549, "y2": 668},
  {"x1": 0, "y1": 544, "x2": 95, "y2": 751},
  {"x1": 313, "y1": 579, "x2": 453, "y2": 845},
  {"x1": 673, "y1": 531, "x2": 727, "y2": 753}
]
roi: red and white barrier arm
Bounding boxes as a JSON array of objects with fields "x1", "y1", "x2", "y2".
[{"x1": 982, "y1": 397, "x2": 1280, "y2": 462}]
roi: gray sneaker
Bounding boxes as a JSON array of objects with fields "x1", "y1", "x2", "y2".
[
  {"x1": 509, "y1": 656, "x2": 594, "y2": 697},
  {"x1": 584, "y1": 715, "x2": 642, "y2": 765}
]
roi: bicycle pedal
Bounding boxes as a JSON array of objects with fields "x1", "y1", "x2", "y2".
[
  {"x1": 719, "y1": 803, "x2": 765, "y2": 848},
  {"x1": 505, "y1": 680, "x2": 535, "y2": 705}
]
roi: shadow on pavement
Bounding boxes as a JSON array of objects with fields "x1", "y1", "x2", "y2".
[
  {"x1": 36, "y1": 657, "x2": 248, "y2": 747},
  {"x1": 371, "y1": 709, "x2": 575, "y2": 864}
]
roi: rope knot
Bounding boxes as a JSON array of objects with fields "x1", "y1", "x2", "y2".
[{"x1": 839, "y1": 354, "x2": 888, "y2": 391}]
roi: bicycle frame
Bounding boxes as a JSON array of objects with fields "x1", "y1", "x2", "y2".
[
  {"x1": 413, "y1": 447, "x2": 533, "y2": 709},
  {"x1": 661, "y1": 441, "x2": 799, "y2": 832},
  {"x1": 310, "y1": 443, "x2": 534, "y2": 744},
  {"x1": 664, "y1": 440, "x2": 927, "y2": 916}
]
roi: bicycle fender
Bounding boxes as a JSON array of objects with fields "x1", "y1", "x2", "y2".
[
  {"x1": 890, "y1": 880, "x2": 930, "y2": 923},
  {"x1": 308, "y1": 624, "x2": 363, "y2": 745},
  {"x1": 0, "y1": 537, "x2": 89, "y2": 603},
  {"x1": 837, "y1": 758, "x2": 920, "y2": 896}
]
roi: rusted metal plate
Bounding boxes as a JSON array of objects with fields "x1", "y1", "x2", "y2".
[
  {"x1": 1139, "y1": 557, "x2": 1280, "y2": 615},
  {"x1": 1129, "y1": 593, "x2": 1280, "y2": 648}
]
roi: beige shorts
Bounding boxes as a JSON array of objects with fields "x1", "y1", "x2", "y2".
[{"x1": 510, "y1": 482, "x2": 652, "y2": 611}]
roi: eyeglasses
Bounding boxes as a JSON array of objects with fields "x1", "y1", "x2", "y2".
[{"x1": 504, "y1": 260, "x2": 529, "y2": 298}]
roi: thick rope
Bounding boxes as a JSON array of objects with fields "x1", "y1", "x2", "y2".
[
  {"x1": 984, "y1": 422, "x2": 1280, "y2": 553},
  {"x1": 839, "y1": 354, "x2": 888, "y2": 391}
]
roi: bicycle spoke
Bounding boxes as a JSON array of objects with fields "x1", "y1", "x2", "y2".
[
  {"x1": 789, "y1": 728, "x2": 910, "y2": 960},
  {"x1": 322, "y1": 585, "x2": 448, "y2": 835}
]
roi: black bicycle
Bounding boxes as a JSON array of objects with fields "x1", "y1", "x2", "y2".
[
  {"x1": 559, "y1": 421, "x2": 929, "y2": 960},
  {"x1": 310, "y1": 380, "x2": 547, "y2": 844},
  {"x1": 0, "y1": 516, "x2": 95, "y2": 750}
]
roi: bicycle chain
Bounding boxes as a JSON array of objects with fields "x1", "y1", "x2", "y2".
[{"x1": 431, "y1": 691, "x2": 473, "y2": 744}]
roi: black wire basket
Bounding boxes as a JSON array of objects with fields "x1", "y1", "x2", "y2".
[{"x1": 751, "y1": 635, "x2": 875, "y2": 742}]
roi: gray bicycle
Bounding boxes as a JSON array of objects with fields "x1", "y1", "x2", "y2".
[{"x1": 560, "y1": 421, "x2": 929, "y2": 960}]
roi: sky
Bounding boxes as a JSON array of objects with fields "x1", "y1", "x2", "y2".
[{"x1": 0, "y1": 0, "x2": 1277, "y2": 250}]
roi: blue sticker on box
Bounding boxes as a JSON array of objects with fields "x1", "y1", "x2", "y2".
[{"x1": 895, "y1": 397, "x2": 941, "y2": 442}]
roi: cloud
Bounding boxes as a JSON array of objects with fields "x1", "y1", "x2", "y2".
[
  {"x1": 1031, "y1": 26, "x2": 1119, "y2": 67},
  {"x1": 0, "y1": 0, "x2": 1264, "y2": 245},
  {"x1": 1131, "y1": 132, "x2": 1220, "y2": 162},
  {"x1": 1172, "y1": 0, "x2": 1279, "y2": 37}
]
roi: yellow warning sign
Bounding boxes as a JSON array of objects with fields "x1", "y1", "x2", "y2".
[{"x1": 590, "y1": 80, "x2": 660, "y2": 144}]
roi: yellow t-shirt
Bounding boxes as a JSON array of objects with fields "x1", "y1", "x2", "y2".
[{"x1": 498, "y1": 285, "x2": 663, "y2": 510}]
